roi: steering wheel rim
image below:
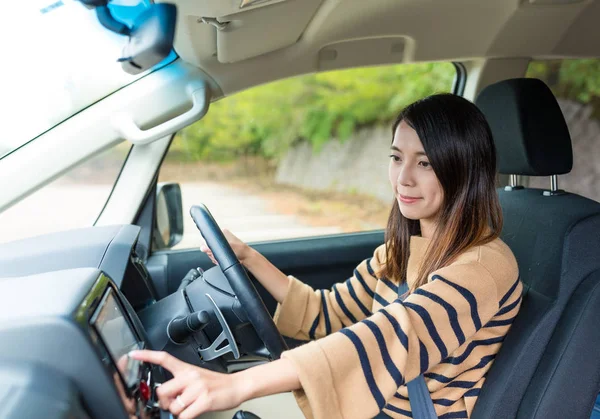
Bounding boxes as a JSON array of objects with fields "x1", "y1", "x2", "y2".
[{"x1": 189, "y1": 204, "x2": 288, "y2": 360}]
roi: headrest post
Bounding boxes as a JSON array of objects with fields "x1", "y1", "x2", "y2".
[
  {"x1": 510, "y1": 175, "x2": 519, "y2": 188},
  {"x1": 543, "y1": 175, "x2": 566, "y2": 196},
  {"x1": 504, "y1": 174, "x2": 524, "y2": 192},
  {"x1": 550, "y1": 175, "x2": 558, "y2": 192}
]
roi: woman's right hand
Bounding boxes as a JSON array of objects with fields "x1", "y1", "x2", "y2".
[
  {"x1": 200, "y1": 229, "x2": 253, "y2": 266},
  {"x1": 201, "y1": 228, "x2": 290, "y2": 304}
]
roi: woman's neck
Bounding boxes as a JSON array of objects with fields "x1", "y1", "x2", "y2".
[{"x1": 419, "y1": 218, "x2": 438, "y2": 239}]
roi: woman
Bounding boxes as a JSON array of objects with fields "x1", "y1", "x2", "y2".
[{"x1": 131, "y1": 94, "x2": 522, "y2": 419}]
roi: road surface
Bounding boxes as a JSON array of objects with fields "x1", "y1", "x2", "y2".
[{"x1": 0, "y1": 182, "x2": 342, "y2": 247}]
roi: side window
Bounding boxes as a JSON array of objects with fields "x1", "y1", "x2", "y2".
[
  {"x1": 0, "y1": 145, "x2": 130, "y2": 244},
  {"x1": 526, "y1": 59, "x2": 600, "y2": 202},
  {"x1": 159, "y1": 63, "x2": 456, "y2": 249}
]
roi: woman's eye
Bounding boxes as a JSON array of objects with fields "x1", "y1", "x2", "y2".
[
  {"x1": 389, "y1": 155, "x2": 401, "y2": 162},
  {"x1": 419, "y1": 161, "x2": 431, "y2": 168}
]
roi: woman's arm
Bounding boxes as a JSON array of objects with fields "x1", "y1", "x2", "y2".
[
  {"x1": 201, "y1": 230, "x2": 384, "y2": 340},
  {"x1": 238, "y1": 356, "x2": 301, "y2": 399},
  {"x1": 273, "y1": 247, "x2": 386, "y2": 341},
  {"x1": 129, "y1": 350, "x2": 300, "y2": 419},
  {"x1": 277, "y1": 261, "x2": 519, "y2": 419},
  {"x1": 241, "y1": 247, "x2": 291, "y2": 304}
]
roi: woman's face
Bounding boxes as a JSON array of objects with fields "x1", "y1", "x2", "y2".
[{"x1": 389, "y1": 120, "x2": 444, "y2": 226}]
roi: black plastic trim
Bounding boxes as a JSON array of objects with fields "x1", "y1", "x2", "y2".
[{"x1": 452, "y1": 62, "x2": 467, "y2": 96}]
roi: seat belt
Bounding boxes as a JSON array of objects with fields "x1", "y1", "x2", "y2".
[{"x1": 398, "y1": 281, "x2": 438, "y2": 419}]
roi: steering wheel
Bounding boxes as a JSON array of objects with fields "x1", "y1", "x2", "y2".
[{"x1": 190, "y1": 204, "x2": 288, "y2": 360}]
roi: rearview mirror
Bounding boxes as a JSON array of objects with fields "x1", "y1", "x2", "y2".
[
  {"x1": 153, "y1": 183, "x2": 183, "y2": 250},
  {"x1": 81, "y1": 1, "x2": 177, "y2": 75},
  {"x1": 119, "y1": 3, "x2": 177, "y2": 75}
]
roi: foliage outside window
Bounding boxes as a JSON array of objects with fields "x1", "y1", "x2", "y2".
[
  {"x1": 160, "y1": 63, "x2": 455, "y2": 249},
  {"x1": 171, "y1": 63, "x2": 455, "y2": 162},
  {"x1": 527, "y1": 59, "x2": 600, "y2": 116}
]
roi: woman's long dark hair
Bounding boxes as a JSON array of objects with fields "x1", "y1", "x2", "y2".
[{"x1": 379, "y1": 93, "x2": 502, "y2": 292}]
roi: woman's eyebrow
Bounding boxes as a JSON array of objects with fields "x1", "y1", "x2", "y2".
[{"x1": 390, "y1": 145, "x2": 427, "y2": 156}]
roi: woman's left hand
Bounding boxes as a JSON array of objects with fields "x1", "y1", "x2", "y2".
[{"x1": 129, "y1": 350, "x2": 251, "y2": 419}]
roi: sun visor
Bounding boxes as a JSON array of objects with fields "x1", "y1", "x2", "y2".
[
  {"x1": 317, "y1": 37, "x2": 411, "y2": 71},
  {"x1": 185, "y1": 0, "x2": 322, "y2": 63},
  {"x1": 183, "y1": 0, "x2": 294, "y2": 18}
]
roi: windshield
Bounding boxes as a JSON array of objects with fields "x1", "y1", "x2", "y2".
[{"x1": 0, "y1": 0, "x2": 173, "y2": 159}]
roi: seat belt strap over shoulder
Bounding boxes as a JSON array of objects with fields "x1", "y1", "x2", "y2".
[{"x1": 397, "y1": 281, "x2": 438, "y2": 419}]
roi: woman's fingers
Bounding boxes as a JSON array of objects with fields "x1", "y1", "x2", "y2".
[
  {"x1": 222, "y1": 229, "x2": 250, "y2": 262},
  {"x1": 155, "y1": 378, "x2": 187, "y2": 409},
  {"x1": 168, "y1": 394, "x2": 188, "y2": 417},
  {"x1": 178, "y1": 396, "x2": 210, "y2": 419},
  {"x1": 201, "y1": 228, "x2": 250, "y2": 264},
  {"x1": 128, "y1": 350, "x2": 186, "y2": 375},
  {"x1": 199, "y1": 239, "x2": 211, "y2": 253},
  {"x1": 222, "y1": 229, "x2": 241, "y2": 246},
  {"x1": 200, "y1": 242, "x2": 219, "y2": 265},
  {"x1": 116, "y1": 354, "x2": 129, "y2": 372},
  {"x1": 169, "y1": 383, "x2": 205, "y2": 417}
]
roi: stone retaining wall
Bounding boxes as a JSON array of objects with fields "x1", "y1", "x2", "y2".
[{"x1": 276, "y1": 99, "x2": 599, "y2": 203}]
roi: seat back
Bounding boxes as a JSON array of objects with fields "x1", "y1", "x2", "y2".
[{"x1": 472, "y1": 78, "x2": 600, "y2": 419}]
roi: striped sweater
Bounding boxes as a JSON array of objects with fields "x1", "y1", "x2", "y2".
[{"x1": 273, "y1": 236, "x2": 521, "y2": 419}]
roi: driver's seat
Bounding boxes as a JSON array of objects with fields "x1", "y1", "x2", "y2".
[{"x1": 472, "y1": 78, "x2": 600, "y2": 418}]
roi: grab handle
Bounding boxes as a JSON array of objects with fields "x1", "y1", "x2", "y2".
[{"x1": 112, "y1": 82, "x2": 210, "y2": 145}]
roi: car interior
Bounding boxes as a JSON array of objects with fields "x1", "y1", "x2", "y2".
[{"x1": 1, "y1": 0, "x2": 600, "y2": 418}]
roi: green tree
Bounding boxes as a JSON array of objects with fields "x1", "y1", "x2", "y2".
[
  {"x1": 173, "y1": 62, "x2": 455, "y2": 161},
  {"x1": 527, "y1": 59, "x2": 600, "y2": 104}
]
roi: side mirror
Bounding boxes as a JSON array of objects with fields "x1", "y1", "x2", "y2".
[{"x1": 153, "y1": 183, "x2": 183, "y2": 250}]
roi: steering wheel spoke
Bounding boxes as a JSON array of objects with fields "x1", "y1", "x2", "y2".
[{"x1": 189, "y1": 204, "x2": 288, "y2": 360}]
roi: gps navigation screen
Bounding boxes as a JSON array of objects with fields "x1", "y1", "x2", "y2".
[{"x1": 92, "y1": 288, "x2": 142, "y2": 386}]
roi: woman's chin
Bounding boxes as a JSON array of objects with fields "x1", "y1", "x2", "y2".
[{"x1": 398, "y1": 203, "x2": 422, "y2": 220}]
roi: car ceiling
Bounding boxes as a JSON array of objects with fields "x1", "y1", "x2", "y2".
[{"x1": 163, "y1": 0, "x2": 599, "y2": 96}]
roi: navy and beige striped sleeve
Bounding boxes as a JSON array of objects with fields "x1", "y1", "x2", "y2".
[
  {"x1": 281, "y1": 261, "x2": 510, "y2": 419},
  {"x1": 273, "y1": 245, "x2": 386, "y2": 340}
]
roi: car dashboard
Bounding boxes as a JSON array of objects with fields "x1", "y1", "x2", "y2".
[
  {"x1": 0, "y1": 226, "x2": 165, "y2": 418},
  {"x1": 0, "y1": 225, "x2": 270, "y2": 419},
  {"x1": 0, "y1": 267, "x2": 164, "y2": 418},
  {"x1": 0, "y1": 225, "x2": 158, "y2": 311}
]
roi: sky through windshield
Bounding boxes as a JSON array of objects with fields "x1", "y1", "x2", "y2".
[{"x1": 0, "y1": 0, "x2": 171, "y2": 158}]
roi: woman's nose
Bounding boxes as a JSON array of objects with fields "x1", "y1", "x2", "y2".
[{"x1": 397, "y1": 165, "x2": 415, "y2": 187}]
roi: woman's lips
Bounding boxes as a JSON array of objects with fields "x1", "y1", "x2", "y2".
[{"x1": 398, "y1": 194, "x2": 422, "y2": 204}]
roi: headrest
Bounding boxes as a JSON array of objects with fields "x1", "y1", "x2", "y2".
[{"x1": 475, "y1": 78, "x2": 573, "y2": 176}]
